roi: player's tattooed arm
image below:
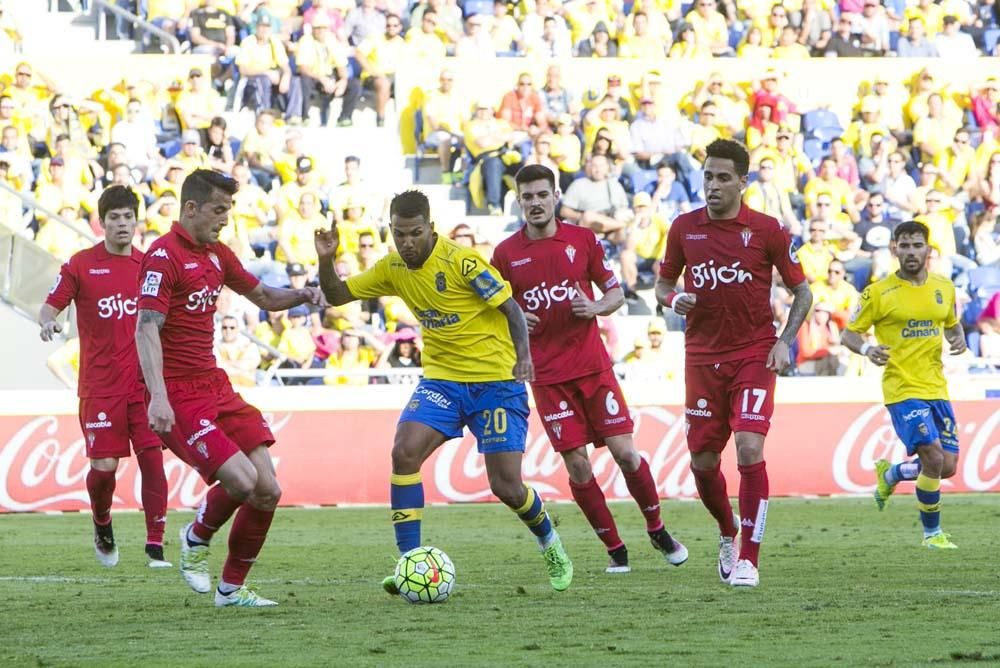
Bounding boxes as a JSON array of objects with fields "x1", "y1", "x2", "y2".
[
  {"x1": 247, "y1": 283, "x2": 326, "y2": 311},
  {"x1": 135, "y1": 309, "x2": 172, "y2": 431},
  {"x1": 498, "y1": 297, "x2": 535, "y2": 382},
  {"x1": 778, "y1": 281, "x2": 813, "y2": 346}
]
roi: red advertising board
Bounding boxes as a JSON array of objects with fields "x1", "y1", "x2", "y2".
[{"x1": 0, "y1": 402, "x2": 997, "y2": 512}]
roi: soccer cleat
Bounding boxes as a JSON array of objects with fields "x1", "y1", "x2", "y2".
[
  {"x1": 729, "y1": 559, "x2": 760, "y2": 587},
  {"x1": 382, "y1": 575, "x2": 399, "y2": 596},
  {"x1": 923, "y1": 532, "x2": 958, "y2": 549},
  {"x1": 93, "y1": 521, "x2": 119, "y2": 568},
  {"x1": 718, "y1": 512, "x2": 740, "y2": 583},
  {"x1": 873, "y1": 459, "x2": 895, "y2": 511},
  {"x1": 542, "y1": 537, "x2": 574, "y2": 591},
  {"x1": 649, "y1": 528, "x2": 688, "y2": 566},
  {"x1": 214, "y1": 586, "x2": 278, "y2": 608},
  {"x1": 178, "y1": 523, "x2": 212, "y2": 594},
  {"x1": 605, "y1": 545, "x2": 630, "y2": 574},
  {"x1": 145, "y1": 543, "x2": 173, "y2": 569}
]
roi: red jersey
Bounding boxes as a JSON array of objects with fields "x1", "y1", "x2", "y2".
[
  {"x1": 45, "y1": 243, "x2": 144, "y2": 399},
  {"x1": 137, "y1": 222, "x2": 259, "y2": 380},
  {"x1": 493, "y1": 221, "x2": 619, "y2": 385},
  {"x1": 659, "y1": 204, "x2": 805, "y2": 365}
]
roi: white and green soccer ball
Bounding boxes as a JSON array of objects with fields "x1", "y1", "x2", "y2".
[{"x1": 394, "y1": 546, "x2": 455, "y2": 604}]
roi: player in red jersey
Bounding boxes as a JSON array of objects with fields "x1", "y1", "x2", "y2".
[
  {"x1": 135, "y1": 169, "x2": 322, "y2": 608},
  {"x1": 493, "y1": 164, "x2": 687, "y2": 573},
  {"x1": 655, "y1": 139, "x2": 812, "y2": 588},
  {"x1": 39, "y1": 185, "x2": 172, "y2": 569}
]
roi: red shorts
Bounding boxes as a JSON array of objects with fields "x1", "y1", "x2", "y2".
[
  {"x1": 532, "y1": 368, "x2": 634, "y2": 452},
  {"x1": 159, "y1": 369, "x2": 274, "y2": 482},
  {"x1": 684, "y1": 358, "x2": 776, "y2": 453},
  {"x1": 79, "y1": 390, "x2": 161, "y2": 459}
]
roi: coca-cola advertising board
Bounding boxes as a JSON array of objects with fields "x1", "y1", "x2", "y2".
[{"x1": 1, "y1": 398, "x2": 997, "y2": 512}]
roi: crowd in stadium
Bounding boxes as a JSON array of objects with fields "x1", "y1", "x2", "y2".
[{"x1": 9, "y1": 0, "x2": 1000, "y2": 387}]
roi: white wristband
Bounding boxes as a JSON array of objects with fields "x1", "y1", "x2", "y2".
[
  {"x1": 860, "y1": 343, "x2": 871, "y2": 357},
  {"x1": 670, "y1": 292, "x2": 687, "y2": 310}
]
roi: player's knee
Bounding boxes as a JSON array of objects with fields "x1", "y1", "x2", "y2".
[
  {"x1": 391, "y1": 441, "x2": 422, "y2": 474},
  {"x1": 941, "y1": 459, "x2": 957, "y2": 479},
  {"x1": 607, "y1": 439, "x2": 641, "y2": 473},
  {"x1": 90, "y1": 457, "x2": 119, "y2": 472},
  {"x1": 251, "y1": 478, "x2": 282, "y2": 509},
  {"x1": 490, "y1": 479, "x2": 524, "y2": 508},
  {"x1": 919, "y1": 445, "x2": 945, "y2": 475},
  {"x1": 562, "y1": 449, "x2": 593, "y2": 483},
  {"x1": 734, "y1": 435, "x2": 764, "y2": 465}
]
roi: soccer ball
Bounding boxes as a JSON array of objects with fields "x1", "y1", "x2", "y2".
[{"x1": 394, "y1": 546, "x2": 455, "y2": 604}]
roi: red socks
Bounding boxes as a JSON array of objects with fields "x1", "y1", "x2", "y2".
[
  {"x1": 569, "y1": 476, "x2": 623, "y2": 551},
  {"x1": 135, "y1": 448, "x2": 168, "y2": 545},
  {"x1": 86, "y1": 467, "x2": 116, "y2": 525},
  {"x1": 737, "y1": 461, "x2": 769, "y2": 567},
  {"x1": 622, "y1": 458, "x2": 664, "y2": 532},
  {"x1": 692, "y1": 463, "x2": 737, "y2": 538},
  {"x1": 192, "y1": 483, "x2": 243, "y2": 543},
  {"x1": 221, "y1": 504, "x2": 275, "y2": 587}
]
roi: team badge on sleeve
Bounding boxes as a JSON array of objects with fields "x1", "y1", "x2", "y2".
[
  {"x1": 470, "y1": 270, "x2": 503, "y2": 301},
  {"x1": 788, "y1": 238, "x2": 801, "y2": 264},
  {"x1": 49, "y1": 274, "x2": 62, "y2": 294},
  {"x1": 141, "y1": 271, "x2": 163, "y2": 297}
]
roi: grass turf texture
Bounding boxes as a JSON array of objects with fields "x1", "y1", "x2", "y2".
[{"x1": 2, "y1": 496, "x2": 998, "y2": 667}]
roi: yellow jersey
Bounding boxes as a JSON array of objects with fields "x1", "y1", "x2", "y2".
[
  {"x1": 346, "y1": 235, "x2": 514, "y2": 382},
  {"x1": 847, "y1": 272, "x2": 959, "y2": 404}
]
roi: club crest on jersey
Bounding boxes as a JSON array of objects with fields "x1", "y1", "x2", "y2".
[
  {"x1": 935, "y1": 289, "x2": 943, "y2": 304},
  {"x1": 87, "y1": 431, "x2": 96, "y2": 449},
  {"x1": 565, "y1": 244, "x2": 576, "y2": 263},
  {"x1": 551, "y1": 422, "x2": 562, "y2": 440},
  {"x1": 741, "y1": 227, "x2": 752, "y2": 247},
  {"x1": 435, "y1": 272, "x2": 446, "y2": 292},
  {"x1": 194, "y1": 441, "x2": 209, "y2": 459},
  {"x1": 208, "y1": 252, "x2": 221, "y2": 271},
  {"x1": 49, "y1": 274, "x2": 63, "y2": 294}
]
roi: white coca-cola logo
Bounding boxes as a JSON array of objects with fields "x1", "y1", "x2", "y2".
[
  {"x1": 432, "y1": 406, "x2": 697, "y2": 502},
  {"x1": 833, "y1": 405, "x2": 1000, "y2": 493},
  {"x1": 0, "y1": 413, "x2": 291, "y2": 512}
]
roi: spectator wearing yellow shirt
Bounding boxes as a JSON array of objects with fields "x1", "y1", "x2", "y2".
[
  {"x1": 276, "y1": 156, "x2": 323, "y2": 220},
  {"x1": 737, "y1": 25, "x2": 771, "y2": 57},
  {"x1": 274, "y1": 130, "x2": 323, "y2": 185},
  {"x1": 689, "y1": 101, "x2": 722, "y2": 163},
  {"x1": 237, "y1": 109, "x2": 282, "y2": 188},
  {"x1": 684, "y1": 0, "x2": 732, "y2": 55},
  {"x1": 842, "y1": 96, "x2": 893, "y2": 158},
  {"x1": 463, "y1": 99, "x2": 516, "y2": 214},
  {"x1": 145, "y1": 191, "x2": 178, "y2": 236},
  {"x1": 915, "y1": 189, "x2": 958, "y2": 258},
  {"x1": 33, "y1": 158, "x2": 95, "y2": 224},
  {"x1": 278, "y1": 305, "x2": 321, "y2": 385},
  {"x1": 743, "y1": 155, "x2": 800, "y2": 233},
  {"x1": 756, "y1": 3, "x2": 789, "y2": 47},
  {"x1": 810, "y1": 259, "x2": 859, "y2": 330},
  {"x1": 619, "y1": 11, "x2": 670, "y2": 57},
  {"x1": 236, "y1": 16, "x2": 301, "y2": 122},
  {"x1": 549, "y1": 113, "x2": 583, "y2": 191},
  {"x1": 230, "y1": 161, "x2": 275, "y2": 255},
  {"x1": 582, "y1": 96, "x2": 630, "y2": 155},
  {"x1": 913, "y1": 93, "x2": 962, "y2": 164},
  {"x1": 215, "y1": 315, "x2": 262, "y2": 387},
  {"x1": 490, "y1": 0, "x2": 524, "y2": 55},
  {"x1": 323, "y1": 329, "x2": 382, "y2": 386},
  {"x1": 6, "y1": 63, "x2": 52, "y2": 135},
  {"x1": 421, "y1": 69, "x2": 465, "y2": 183},
  {"x1": 338, "y1": 197, "x2": 383, "y2": 257},
  {"x1": 296, "y1": 12, "x2": 361, "y2": 127},
  {"x1": 798, "y1": 220, "x2": 836, "y2": 283},
  {"x1": 669, "y1": 22, "x2": 714, "y2": 57},
  {"x1": 356, "y1": 14, "x2": 407, "y2": 127},
  {"x1": 38, "y1": 134, "x2": 94, "y2": 191},
  {"x1": 176, "y1": 67, "x2": 224, "y2": 132},
  {"x1": 620, "y1": 191, "x2": 669, "y2": 293},
  {"x1": 35, "y1": 205, "x2": 92, "y2": 262},
  {"x1": 278, "y1": 191, "x2": 329, "y2": 267},
  {"x1": 772, "y1": 25, "x2": 812, "y2": 58},
  {"x1": 934, "y1": 127, "x2": 976, "y2": 197},
  {"x1": 564, "y1": 0, "x2": 616, "y2": 49},
  {"x1": 904, "y1": 0, "x2": 944, "y2": 37},
  {"x1": 175, "y1": 129, "x2": 210, "y2": 174},
  {"x1": 805, "y1": 157, "x2": 860, "y2": 222}
]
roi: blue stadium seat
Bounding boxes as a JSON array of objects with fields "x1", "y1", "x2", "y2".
[
  {"x1": 801, "y1": 109, "x2": 841, "y2": 134},
  {"x1": 802, "y1": 137, "x2": 825, "y2": 166},
  {"x1": 963, "y1": 266, "x2": 1000, "y2": 325},
  {"x1": 985, "y1": 28, "x2": 1000, "y2": 54},
  {"x1": 630, "y1": 168, "x2": 659, "y2": 195},
  {"x1": 808, "y1": 125, "x2": 843, "y2": 144},
  {"x1": 463, "y1": 0, "x2": 493, "y2": 16},
  {"x1": 412, "y1": 108, "x2": 435, "y2": 182},
  {"x1": 888, "y1": 30, "x2": 900, "y2": 53}
]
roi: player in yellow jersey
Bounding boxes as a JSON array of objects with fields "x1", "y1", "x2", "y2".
[
  {"x1": 843, "y1": 221, "x2": 966, "y2": 549},
  {"x1": 314, "y1": 190, "x2": 573, "y2": 593}
]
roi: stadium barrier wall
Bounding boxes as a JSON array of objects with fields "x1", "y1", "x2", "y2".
[
  {"x1": 395, "y1": 57, "x2": 1000, "y2": 154},
  {"x1": 0, "y1": 378, "x2": 997, "y2": 512}
]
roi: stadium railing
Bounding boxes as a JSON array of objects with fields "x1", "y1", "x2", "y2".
[{"x1": 89, "y1": 0, "x2": 182, "y2": 54}]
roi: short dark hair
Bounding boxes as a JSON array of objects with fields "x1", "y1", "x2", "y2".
[
  {"x1": 54, "y1": 133, "x2": 70, "y2": 144},
  {"x1": 390, "y1": 189, "x2": 431, "y2": 224},
  {"x1": 180, "y1": 168, "x2": 239, "y2": 209},
  {"x1": 515, "y1": 164, "x2": 556, "y2": 190},
  {"x1": 893, "y1": 220, "x2": 930, "y2": 242},
  {"x1": 345, "y1": 155, "x2": 360, "y2": 165},
  {"x1": 705, "y1": 138, "x2": 750, "y2": 176},
  {"x1": 98, "y1": 184, "x2": 140, "y2": 220}
]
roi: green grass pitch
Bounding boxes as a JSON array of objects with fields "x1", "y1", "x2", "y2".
[{"x1": 2, "y1": 496, "x2": 998, "y2": 667}]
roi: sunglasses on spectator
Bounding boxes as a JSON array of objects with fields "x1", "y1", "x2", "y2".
[
  {"x1": 15, "y1": 70, "x2": 30, "y2": 77},
  {"x1": 190, "y1": 72, "x2": 203, "y2": 78},
  {"x1": 955, "y1": 137, "x2": 969, "y2": 144},
  {"x1": 816, "y1": 201, "x2": 832, "y2": 207},
  {"x1": 777, "y1": 134, "x2": 791, "y2": 140},
  {"x1": 771, "y1": 10, "x2": 786, "y2": 17},
  {"x1": 359, "y1": 242, "x2": 374, "y2": 248},
  {"x1": 828, "y1": 268, "x2": 844, "y2": 274},
  {"x1": 759, "y1": 164, "x2": 774, "y2": 170},
  {"x1": 453, "y1": 233, "x2": 474, "y2": 239},
  {"x1": 518, "y1": 81, "x2": 532, "y2": 87},
  {"x1": 55, "y1": 103, "x2": 71, "y2": 109},
  {"x1": 810, "y1": 227, "x2": 825, "y2": 233},
  {"x1": 926, "y1": 197, "x2": 943, "y2": 204},
  {"x1": 387, "y1": 21, "x2": 402, "y2": 28},
  {"x1": 221, "y1": 325, "x2": 238, "y2": 330},
  {"x1": 889, "y1": 158, "x2": 904, "y2": 163},
  {"x1": 867, "y1": 200, "x2": 883, "y2": 207}
]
